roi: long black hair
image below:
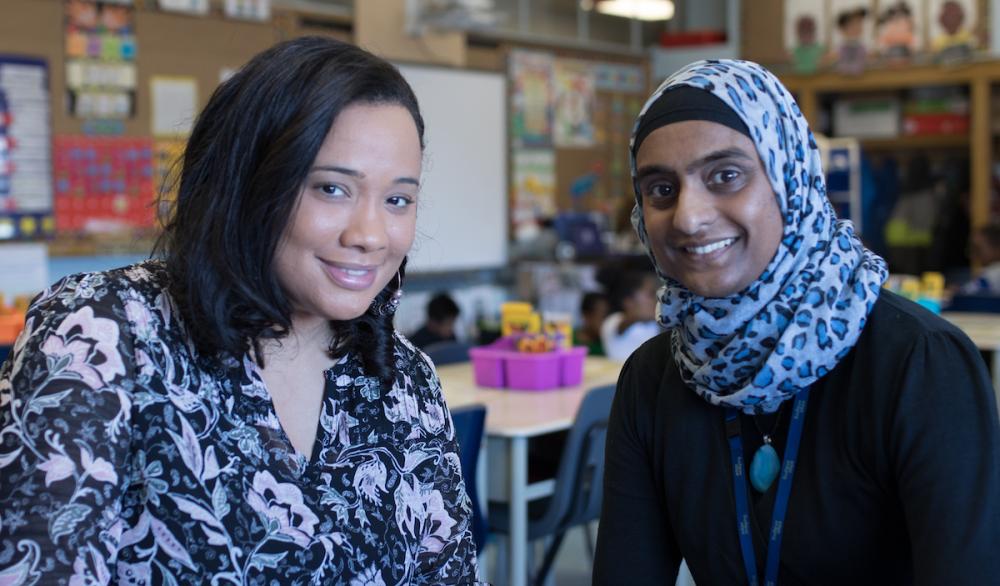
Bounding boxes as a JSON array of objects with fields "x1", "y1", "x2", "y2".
[{"x1": 155, "y1": 36, "x2": 424, "y2": 385}]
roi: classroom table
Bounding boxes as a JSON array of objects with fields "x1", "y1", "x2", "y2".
[
  {"x1": 436, "y1": 357, "x2": 624, "y2": 586},
  {"x1": 941, "y1": 312, "x2": 1000, "y2": 406}
]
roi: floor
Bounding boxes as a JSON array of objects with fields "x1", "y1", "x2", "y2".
[{"x1": 480, "y1": 524, "x2": 697, "y2": 586}]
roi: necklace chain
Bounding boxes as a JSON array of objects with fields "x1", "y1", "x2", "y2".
[{"x1": 751, "y1": 403, "x2": 785, "y2": 444}]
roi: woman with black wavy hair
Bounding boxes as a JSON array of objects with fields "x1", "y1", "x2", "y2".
[{"x1": 0, "y1": 37, "x2": 480, "y2": 584}]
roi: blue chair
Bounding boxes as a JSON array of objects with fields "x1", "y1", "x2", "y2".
[
  {"x1": 423, "y1": 340, "x2": 472, "y2": 365},
  {"x1": 945, "y1": 294, "x2": 1000, "y2": 313},
  {"x1": 488, "y1": 384, "x2": 615, "y2": 586},
  {"x1": 450, "y1": 403, "x2": 488, "y2": 553}
]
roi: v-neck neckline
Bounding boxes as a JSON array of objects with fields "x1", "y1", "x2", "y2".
[{"x1": 242, "y1": 354, "x2": 345, "y2": 470}]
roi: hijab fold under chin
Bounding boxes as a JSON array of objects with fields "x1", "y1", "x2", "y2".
[{"x1": 629, "y1": 59, "x2": 888, "y2": 414}]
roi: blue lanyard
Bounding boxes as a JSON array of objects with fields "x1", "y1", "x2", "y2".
[{"x1": 725, "y1": 389, "x2": 810, "y2": 586}]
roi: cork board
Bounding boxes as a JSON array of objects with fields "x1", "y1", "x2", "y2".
[
  {"x1": 740, "y1": 0, "x2": 787, "y2": 65},
  {"x1": 1, "y1": 0, "x2": 279, "y2": 137},
  {"x1": 354, "y1": 0, "x2": 466, "y2": 67}
]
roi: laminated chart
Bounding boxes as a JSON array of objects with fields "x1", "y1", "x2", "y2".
[
  {"x1": 0, "y1": 56, "x2": 54, "y2": 240},
  {"x1": 53, "y1": 136, "x2": 154, "y2": 236}
]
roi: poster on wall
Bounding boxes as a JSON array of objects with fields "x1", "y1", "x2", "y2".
[
  {"x1": 512, "y1": 149, "x2": 556, "y2": 236},
  {"x1": 783, "y1": 0, "x2": 827, "y2": 73},
  {"x1": 873, "y1": 0, "x2": 923, "y2": 57},
  {"x1": 553, "y1": 59, "x2": 596, "y2": 148},
  {"x1": 64, "y1": 0, "x2": 137, "y2": 122},
  {"x1": 928, "y1": 0, "x2": 980, "y2": 57},
  {"x1": 592, "y1": 62, "x2": 645, "y2": 94},
  {"x1": 53, "y1": 136, "x2": 155, "y2": 238},
  {"x1": 153, "y1": 139, "x2": 185, "y2": 220},
  {"x1": 510, "y1": 50, "x2": 554, "y2": 149},
  {"x1": 826, "y1": 0, "x2": 874, "y2": 73},
  {"x1": 158, "y1": 0, "x2": 209, "y2": 15},
  {"x1": 224, "y1": 0, "x2": 271, "y2": 21},
  {"x1": 151, "y1": 76, "x2": 198, "y2": 138},
  {"x1": 0, "y1": 56, "x2": 54, "y2": 241}
]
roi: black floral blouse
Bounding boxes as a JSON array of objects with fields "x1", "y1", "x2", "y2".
[{"x1": 0, "y1": 261, "x2": 480, "y2": 585}]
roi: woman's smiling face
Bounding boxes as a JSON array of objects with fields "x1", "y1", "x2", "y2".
[{"x1": 636, "y1": 120, "x2": 784, "y2": 298}]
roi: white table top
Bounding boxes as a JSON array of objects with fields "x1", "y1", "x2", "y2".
[
  {"x1": 436, "y1": 357, "x2": 625, "y2": 438},
  {"x1": 941, "y1": 312, "x2": 1000, "y2": 351}
]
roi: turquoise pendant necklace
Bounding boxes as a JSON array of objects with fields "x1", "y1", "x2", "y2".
[{"x1": 749, "y1": 408, "x2": 783, "y2": 493}]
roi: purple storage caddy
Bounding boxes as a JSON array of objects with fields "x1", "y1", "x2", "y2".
[{"x1": 469, "y1": 338, "x2": 587, "y2": 391}]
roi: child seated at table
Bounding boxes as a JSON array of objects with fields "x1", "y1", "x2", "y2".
[
  {"x1": 961, "y1": 223, "x2": 1000, "y2": 296},
  {"x1": 600, "y1": 270, "x2": 662, "y2": 360},
  {"x1": 409, "y1": 292, "x2": 461, "y2": 350},
  {"x1": 573, "y1": 291, "x2": 609, "y2": 356}
]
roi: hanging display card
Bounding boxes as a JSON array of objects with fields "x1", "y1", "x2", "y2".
[
  {"x1": 512, "y1": 149, "x2": 556, "y2": 230},
  {"x1": 553, "y1": 59, "x2": 596, "y2": 147},
  {"x1": 510, "y1": 50, "x2": 554, "y2": 149}
]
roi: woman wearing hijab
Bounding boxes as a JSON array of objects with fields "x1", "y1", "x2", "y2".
[{"x1": 594, "y1": 60, "x2": 999, "y2": 585}]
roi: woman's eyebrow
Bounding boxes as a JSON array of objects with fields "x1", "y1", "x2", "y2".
[
  {"x1": 310, "y1": 165, "x2": 419, "y2": 186},
  {"x1": 685, "y1": 148, "x2": 753, "y2": 174},
  {"x1": 636, "y1": 147, "x2": 753, "y2": 182},
  {"x1": 635, "y1": 164, "x2": 675, "y2": 182}
]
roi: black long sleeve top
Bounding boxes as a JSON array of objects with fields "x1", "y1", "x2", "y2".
[{"x1": 594, "y1": 290, "x2": 1000, "y2": 585}]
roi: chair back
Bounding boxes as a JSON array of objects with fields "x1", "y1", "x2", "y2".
[
  {"x1": 450, "y1": 403, "x2": 488, "y2": 552},
  {"x1": 946, "y1": 294, "x2": 1000, "y2": 313},
  {"x1": 424, "y1": 340, "x2": 472, "y2": 365},
  {"x1": 535, "y1": 384, "x2": 615, "y2": 536}
]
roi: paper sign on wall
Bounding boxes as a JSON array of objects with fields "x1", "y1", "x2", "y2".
[{"x1": 151, "y1": 76, "x2": 197, "y2": 138}]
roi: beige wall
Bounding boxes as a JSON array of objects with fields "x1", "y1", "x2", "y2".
[{"x1": 354, "y1": 0, "x2": 466, "y2": 67}]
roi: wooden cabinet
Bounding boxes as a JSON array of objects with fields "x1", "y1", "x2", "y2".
[{"x1": 781, "y1": 61, "x2": 1000, "y2": 233}]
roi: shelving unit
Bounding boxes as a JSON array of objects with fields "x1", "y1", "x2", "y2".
[
  {"x1": 859, "y1": 134, "x2": 970, "y2": 151},
  {"x1": 781, "y1": 60, "x2": 1000, "y2": 234}
]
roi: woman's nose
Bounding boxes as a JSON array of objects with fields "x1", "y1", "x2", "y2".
[
  {"x1": 671, "y1": 186, "x2": 717, "y2": 235},
  {"x1": 340, "y1": 198, "x2": 388, "y2": 252}
]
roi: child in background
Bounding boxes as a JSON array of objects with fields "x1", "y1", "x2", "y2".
[
  {"x1": 574, "y1": 291, "x2": 609, "y2": 355},
  {"x1": 600, "y1": 270, "x2": 662, "y2": 360},
  {"x1": 409, "y1": 292, "x2": 461, "y2": 349},
  {"x1": 961, "y1": 223, "x2": 1000, "y2": 295}
]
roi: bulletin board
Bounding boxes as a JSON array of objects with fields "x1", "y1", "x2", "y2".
[
  {"x1": 0, "y1": 0, "x2": 280, "y2": 254},
  {"x1": 516, "y1": 50, "x2": 647, "y2": 233}
]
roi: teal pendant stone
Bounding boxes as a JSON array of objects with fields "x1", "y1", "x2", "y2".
[{"x1": 750, "y1": 443, "x2": 781, "y2": 492}]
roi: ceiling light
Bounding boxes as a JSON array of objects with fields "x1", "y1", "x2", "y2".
[{"x1": 592, "y1": 0, "x2": 675, "y2": 21}]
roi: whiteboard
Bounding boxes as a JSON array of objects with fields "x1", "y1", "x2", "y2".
[{"x1": 397, "y1": 64, "x2": 508, "y2": 272}]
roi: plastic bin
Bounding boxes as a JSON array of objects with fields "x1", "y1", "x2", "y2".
[{"x1": 469, "y1": 338, "x2": 587, "y2": 391}]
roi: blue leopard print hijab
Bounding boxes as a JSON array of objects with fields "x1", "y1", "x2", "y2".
[{"x1": 630, "y1": 59, "x2": 889, "y2": 414}]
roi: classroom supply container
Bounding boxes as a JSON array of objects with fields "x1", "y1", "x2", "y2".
[{"x1": 469, "y1": 337, "x2": 587, "y2": 391}]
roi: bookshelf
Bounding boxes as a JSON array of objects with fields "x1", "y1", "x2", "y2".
[{"x1": 781, "y1": 60, "x2": 1000, "y2": 233}]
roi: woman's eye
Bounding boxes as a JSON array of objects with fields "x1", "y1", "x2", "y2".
[
  {"x1": 646, "y1": 183, "x2": 674, "y2": 198},
  {"x1": 318, "y1": 184, "x2": 347, "y2": 198},
  {"x1": 709, "y1": 169, "x2": 742, "y2": 185},
  {"x1": 386, "y1": 195, "x2": 415, "y2": 209}
]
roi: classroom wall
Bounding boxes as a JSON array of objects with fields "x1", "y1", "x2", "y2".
[{"x1": 2, "y1": 0, "x2": 281, "y2": 138}]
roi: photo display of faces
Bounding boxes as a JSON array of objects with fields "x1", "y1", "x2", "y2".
[{"x1": 784, "y1": 0, "x2": 984, "y2": 72}]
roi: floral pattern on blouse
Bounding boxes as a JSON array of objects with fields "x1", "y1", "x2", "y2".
[{"x1": 0, "y1": 261, "x2": 479, "y2": 585}]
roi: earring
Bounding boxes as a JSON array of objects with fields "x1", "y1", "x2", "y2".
[{"x1": 371, "y1": 271, "x2": 403, "y2": 316}]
